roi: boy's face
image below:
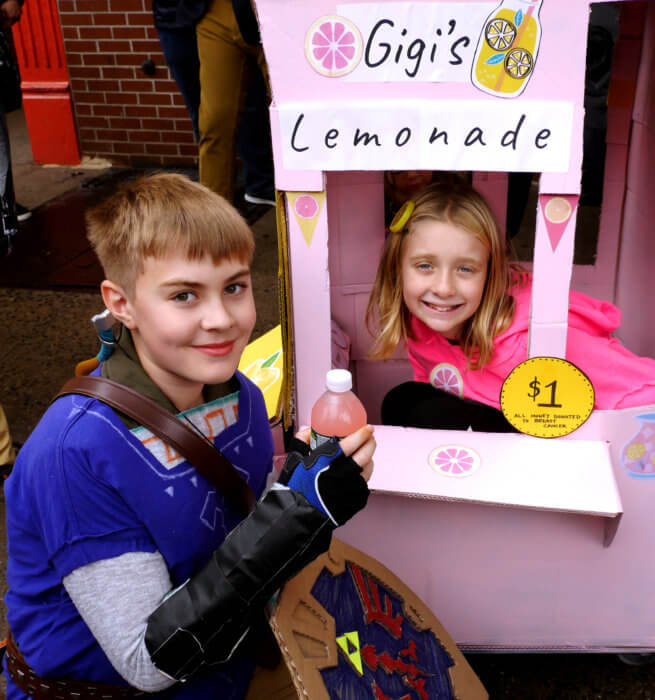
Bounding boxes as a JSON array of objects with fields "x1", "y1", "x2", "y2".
[{"x1": 125, "y1": 253, "x2": 256, "y2": 409}]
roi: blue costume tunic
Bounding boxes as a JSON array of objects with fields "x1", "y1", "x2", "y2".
[{"x1": 4, "y1": 368, "x2": 273, "y2": 699}]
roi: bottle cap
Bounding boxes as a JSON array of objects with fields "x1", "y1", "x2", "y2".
[{"x1": 326, "y1": 369, "x2": 352, "y2": 393}]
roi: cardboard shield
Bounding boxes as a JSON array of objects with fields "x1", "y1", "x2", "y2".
[{"x1": 269, "y1": 538, "x2": 488, "y2": 699}]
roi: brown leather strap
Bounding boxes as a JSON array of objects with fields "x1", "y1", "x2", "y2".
[
  {"x1": 5, "y1": 631, "x2": 145, "y2": 698},
  {"x1": 55, "y1": 376, "x2": 256, "y2": 517}
]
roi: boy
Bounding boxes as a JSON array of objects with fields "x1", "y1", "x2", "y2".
[{"x1": 3, "y1": 173, "x2": 375, "y2": 699}]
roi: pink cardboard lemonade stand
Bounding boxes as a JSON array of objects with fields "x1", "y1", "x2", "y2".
[{"x1": 253, "y1": 0, "x2": 655, "y2": 653}]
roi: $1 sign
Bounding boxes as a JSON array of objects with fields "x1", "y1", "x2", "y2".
[{"x1": 501, "y1": 357, "x2": 595, "y2": 438}]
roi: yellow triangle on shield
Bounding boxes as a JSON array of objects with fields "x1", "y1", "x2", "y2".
[{"x1": 336, "y1": 630, "x2": 363, "y2": 675}]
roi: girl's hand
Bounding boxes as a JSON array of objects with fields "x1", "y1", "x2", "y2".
[
  {"x1": 339, "y1": 425, "x2": 375, "y2": 482},
  {"x1": 295, "y1": 426, "x2": 311, "y2": 445}
]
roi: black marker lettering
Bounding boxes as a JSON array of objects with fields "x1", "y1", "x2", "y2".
[
  {"x1": 324, "y1": 129, "x2": 339, "y2": 149},
  {"x1": 365, "y1": 19, "x2": 394, "y2": 67},
  {"x1": 291, "y1": 113, "x2": 309, "y2": 152},
  {"x1": 449, "y1": 36, "x2": 469, "y2": 65},
  {"x1": 501, "y1": 114, "x2": 526, "y2": 150},
  {"x1": 354, "y1": 128, "x2": 381, "y2": 147},
  {"x1": 464, "y1": 127, "x2": 487, "y2": 147},
  {"x1": 395, "y1": 127, "x2": 412, "y2": 147},
  {"x1": 535, "y1": 128, "x2": 551, "y2": 149}
]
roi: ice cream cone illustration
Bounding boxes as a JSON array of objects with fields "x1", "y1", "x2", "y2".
[
  {"x1": 539, "y1": 194, "x2": 579, "y2": 252},
  {"x1": 472, "y1": 0, "x2": 542, "y2": 98},
  {"x1": 287, "y1": 192, "x2": 326, "y2": 247}
]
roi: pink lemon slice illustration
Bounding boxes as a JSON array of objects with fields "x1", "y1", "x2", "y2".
[
  {"x1": 294, "y1": 194, "x2": 319, "y2": 219},
  {"x1": 305, "y1": 16, "x2": 363, "y2": 78},
  {"x1": 429, "y1": 445, "x2": 481, "y2": 478},
  {"x1": 429, "y1": 363, "x2": 464, "y2": 397},
  {"x1": 544, "y1": 196, "x2": 572, "y2": 224}
]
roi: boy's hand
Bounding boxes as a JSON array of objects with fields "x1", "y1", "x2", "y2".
[{"x1": 280, "y1": 425, "x2": 375, "y2": 526}]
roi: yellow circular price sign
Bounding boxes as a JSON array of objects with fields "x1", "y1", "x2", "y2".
[{"x1": 500, "y1": 357, "x2": 595, "y2": 438}]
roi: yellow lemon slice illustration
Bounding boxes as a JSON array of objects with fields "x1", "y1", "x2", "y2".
[
  {"x1": 242, "y1": 351, "x2": 281, "y2": 393},
  {"x1": 504, "y1": 48, "x2": 533, "y2": 79},
  {"x1": 485, "y1": 18, "x2": 517, "y2": 51},
  {"x1": 625, "y1": 442, "x2": 646, "y2": 461},
  {"x1": 305, "y1": 16, "x2": 363, "y2": 78}
]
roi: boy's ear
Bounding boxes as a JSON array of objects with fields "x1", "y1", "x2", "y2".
[{"x1": 101, "y1": 280, "x2": 136, "y2": 330}]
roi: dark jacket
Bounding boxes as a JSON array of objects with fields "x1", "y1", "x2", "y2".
[
  {"x1": 152, "y1": 0, "x2": 210, "y2": 30},
  {"x1": 153, "y1": 0, "x2": 260, "y2": 44}
]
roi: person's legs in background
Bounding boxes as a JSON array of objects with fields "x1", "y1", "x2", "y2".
[
  {"x1": 197, "y1": 0, "x2": 273, "y2": 206},
  {"x1": 0, "y1": 108, "x2": 18, "y2": 257},
  {"x1": 238, "y1": 60, "x2": 274, "y2": 206},
  {"x1": 156, "y1": 26, "x2": 202, "y2": 142},
  {"x1": 0, "y1": 403, "x2": 16, "y2": 478},
  {"x1": 197, "y1": 0, "x2": 254, "y2": 203}
]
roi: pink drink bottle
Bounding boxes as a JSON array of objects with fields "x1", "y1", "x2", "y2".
[{"x1": 310, "y1": 369, "x2": 367, "y2": 449}]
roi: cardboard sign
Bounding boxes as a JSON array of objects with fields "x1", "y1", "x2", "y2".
[
  {"x1": 500, "y1": 357, "x2": 595, "y2": 437},
  {"x1": 277, "y1": 98, "x2": 573, "y2": 172}
]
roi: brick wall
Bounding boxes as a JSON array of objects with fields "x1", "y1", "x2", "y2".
[{"x1": 57, "y1": 0, "x2": 197, "y2": 166}]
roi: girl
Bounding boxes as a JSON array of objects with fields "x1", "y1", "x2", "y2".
[{"x1": 366, "y1": 181, "x2": 655, "y2": 432}]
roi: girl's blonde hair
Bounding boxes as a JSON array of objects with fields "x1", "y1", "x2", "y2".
[
  {"x1": 86, "y1": 172, "x2": 255, "y2": 296},
  {"x1": 366, "y1": 181, "x2": 521, "y2": 370}
]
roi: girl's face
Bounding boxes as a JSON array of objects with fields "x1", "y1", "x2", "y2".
[{"x1": 401, "y1": 219, "x2": 489, "y2": 341}]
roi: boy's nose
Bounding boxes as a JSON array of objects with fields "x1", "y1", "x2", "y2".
[{"x1": 200, "y1": 302, "x2": 234, "y2": 331}]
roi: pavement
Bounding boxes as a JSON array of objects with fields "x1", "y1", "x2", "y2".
[{"x1": 3, "y1": 110, "x2": 655, "y2": 699}]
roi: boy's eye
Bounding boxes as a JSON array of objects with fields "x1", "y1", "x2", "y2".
[
  {"x1": 225, "y1": 281, "x2": 247, "y2": 295},
  {"x1": 173, "y1": 291, "x2": 196, "y2": 303}
]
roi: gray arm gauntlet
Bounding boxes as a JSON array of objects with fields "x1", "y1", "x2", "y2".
[{"x1": 144, "y1": 486, "x2": 333, "y2": 681}]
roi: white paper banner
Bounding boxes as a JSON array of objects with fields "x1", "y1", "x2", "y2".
[
  {"x1": 338, "y1": 2, "x2": 494, "y2": 83},
  {"x1": 277, "y1": 99, "x2": 573, "y2": 173}
]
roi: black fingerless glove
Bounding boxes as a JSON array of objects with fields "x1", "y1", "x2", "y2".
[{"x1": 279, "y1": 438, "x2": 369, "y2": 526}]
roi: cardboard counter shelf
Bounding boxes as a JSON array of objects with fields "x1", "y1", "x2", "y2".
[{"x1": 247, "y1": 0, "x2": 655, "y2": 673}]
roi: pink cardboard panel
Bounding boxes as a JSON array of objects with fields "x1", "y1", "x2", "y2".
[{"x1": 365, "y1": 425, "x2": 621, "y2": 519}]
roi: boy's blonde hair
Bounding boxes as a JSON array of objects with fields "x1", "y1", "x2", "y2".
[
  {"x1": 367, "y1": 181, "x2": 520, "y2": 370},
  {"x1": 86, "y1": 172, "x2": 255, "y2": 295}
]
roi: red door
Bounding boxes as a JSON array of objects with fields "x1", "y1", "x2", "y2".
[{"x1": 11, "y1": 0, "x2": 81, "y2": 164}]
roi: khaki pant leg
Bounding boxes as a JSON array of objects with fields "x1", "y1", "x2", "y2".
[
  {"x1": 197, "y1": 0, "x2": 260, "y2": 202},
  {"x1": 0, "y1": 404, "x2": 15, "y2": 465},
  {"x1": 244, "y1": 661, "x2": 297, "y2": 700}
]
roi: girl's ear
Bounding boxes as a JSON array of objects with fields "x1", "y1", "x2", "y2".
[{"x1": 101, "y1": 280, "x2": 136, "y2": 329}]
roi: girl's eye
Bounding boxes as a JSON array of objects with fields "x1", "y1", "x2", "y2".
[
  {"x1": 459, "y1": 265, "x2": 475, "y2": 274},
  {"x1": 173, "y1": 291, "x2": 196, "y2": 303},
  {"x1": 416, "y1": 262, "x2": 432, "y2": 272}
]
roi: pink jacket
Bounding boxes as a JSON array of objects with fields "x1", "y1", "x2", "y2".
[{"x1": 406, "y1": 281, "x2": 655, "y2": 410}]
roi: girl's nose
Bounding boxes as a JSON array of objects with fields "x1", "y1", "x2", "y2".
[{"x1": 433, "y1": 270, "x2": 456, "y2": 298}]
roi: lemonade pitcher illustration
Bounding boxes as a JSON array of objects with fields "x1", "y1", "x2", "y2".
[{"x1": 472, "y1": 0, "x2": 542, "y2": 98}]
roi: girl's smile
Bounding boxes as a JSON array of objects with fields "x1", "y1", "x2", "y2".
[{"x1": 401, "y1": 219, "x2": 489, "y2": 341}]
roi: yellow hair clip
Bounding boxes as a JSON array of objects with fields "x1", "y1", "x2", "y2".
[{"x1": 389, "y1": 200, "x2": 415, "y2": 233}]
